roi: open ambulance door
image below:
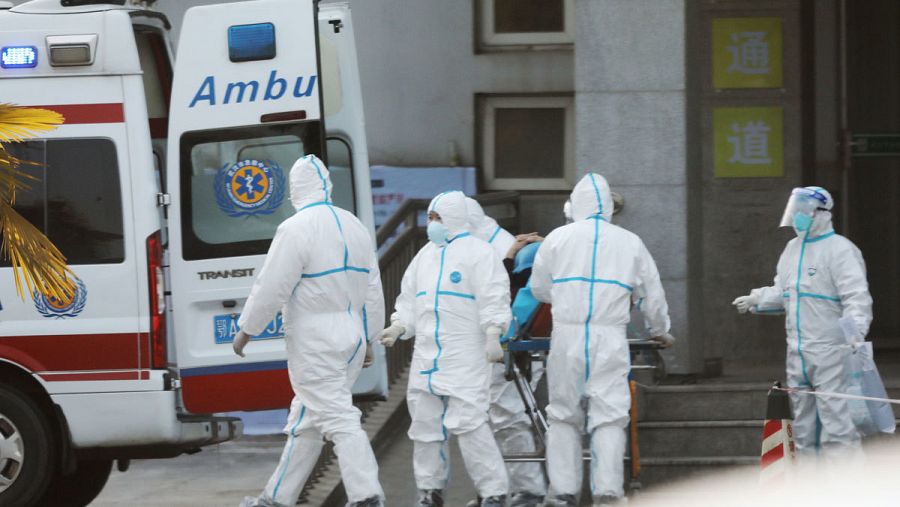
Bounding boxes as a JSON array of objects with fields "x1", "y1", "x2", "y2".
[
  {"x1": 318, "y1": 3, "x2": 389, "y2": 402},
  {"x1": 166, "y1": 0, "x2": 355, "y2": 414}
]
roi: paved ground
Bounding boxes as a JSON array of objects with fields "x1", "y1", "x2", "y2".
[
  {"x1": 378, "y1": 433, "x2": 478, "y2": 506},
  {"x1": 92, "y1": 432, "x2": 478, "y2": 506},
  {"x1": 93, "y1": 435, "x2": 286, "y2": 506}
]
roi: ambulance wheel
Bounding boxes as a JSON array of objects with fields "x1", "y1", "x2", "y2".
[
  {"x1": 39, "y1": 459, "x2": 113, "y2": 506},
  {"x1": 0, "y1": 385, "x2": 57, "y2": 506}
]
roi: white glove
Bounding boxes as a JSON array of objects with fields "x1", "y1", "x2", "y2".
[
  {"x1": 732, "y1": 294, "x2": 759, "y2": 314},
  {"x1": 363, "y1": 342, "x2": 375, "y2": 368},
  {"x1": 839, "y1": 316, "x2": 864, "y2": 346},
  {"x1": 233, "y1": 330, "x2": 251, "y2": 358},
  {"x1": 378, "y1": 322, "x2": 406, "y2": 347},
  {"x1": 651, "y1": 333, "x2": 676, "y2": 349},
  {"x1": 485, "y1": 325, "x2": 504, "y2": 363}
]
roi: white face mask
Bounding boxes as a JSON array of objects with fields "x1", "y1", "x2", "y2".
[{"x1": 427, "y1": 220, "x2": 448, "y2": 246}]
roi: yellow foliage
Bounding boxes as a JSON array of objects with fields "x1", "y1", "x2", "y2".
[{"x1": 0, "y1": 104, "x2": 74, "y2": 300}]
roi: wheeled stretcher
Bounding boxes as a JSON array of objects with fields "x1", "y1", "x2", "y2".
[{"x1": 501, "y1": 336, "x2": 662, "y2": 491}]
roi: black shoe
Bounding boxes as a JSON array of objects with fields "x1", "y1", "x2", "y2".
[
  {"x1": 509, "y1": 491, "x2": 544, "y2": 507},
  {"x1": 350, "y1": 496, "x2": 383, "y2": 507},
  {"x1": 481, "y1": 495, "x2": 506, "y2": 507},
  {"x1": 543, "y1": 494, "x2": 577, "y2": 507},
  {"x1": 416, "y1": 489, "x2": 444, "y2": 507}
]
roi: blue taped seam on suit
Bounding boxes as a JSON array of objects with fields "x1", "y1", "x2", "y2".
[
  {"x1": 488, "y1": 225, "x2": 501, "y2": 244},
  {"x1": 273, "y1": 405, "x2": 306, "y2": 499}
]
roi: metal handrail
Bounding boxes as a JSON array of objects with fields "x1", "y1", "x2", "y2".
[{"x1": 374, "y1": 198, "x2": 430, "y2": 246}]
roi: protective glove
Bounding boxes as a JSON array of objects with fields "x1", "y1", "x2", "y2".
[
  {"x1": 839, "y1": 316, "x2": 864, "y2": 347},
  {"x1": 485, "y1": 325, "x2": 504, "y2": 363},
  {"x1": 233, "y1": 330, "x2": 251, "y2": 358},
  {"x1": 378, "y1": 322, "x2": 406, "y2": 347},
  {"x1": 650, "y1": 333, "x2": 676, "y2": 349},
  {"x1": 732, "y1": 294, "x2": 759, "y2": 314},
  {"x1": 363, "y1": 342, "x2": 375, "y2": 368}
]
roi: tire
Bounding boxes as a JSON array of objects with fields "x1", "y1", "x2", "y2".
[
  {"x1": 39, "y1": 459, "x2": 113, "y2": 507},
  {"x1": 0, "y1": 385, "x2": 57, "y2": 507}
]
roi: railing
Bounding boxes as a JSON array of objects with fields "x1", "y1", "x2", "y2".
[{"x1": 376, "y1": 198, "x2": 430, "y2": 384}]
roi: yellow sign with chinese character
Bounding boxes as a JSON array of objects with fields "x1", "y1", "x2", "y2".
[
  {"x1": 714, "y1": 107, "x2": 783, "y2": 178},
  {"x1": 712, "y1": 17, "x2": 783, "y2": 89}
]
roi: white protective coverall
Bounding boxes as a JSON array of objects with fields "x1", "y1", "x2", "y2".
[
  {"x1": 394, "y1": 191, "x2": 512, "y2": 498},
  {"x1": 531, "y1": 173, "x2": 670, "y2": 500},
  {"x1": 238, "y1": 155, "x2": 385, "y2": 506},
  {"x1": 465, "y1": 197, "x2": 546, "y2": 500},
  {"x1": 745, "y1": 188, "x2": 871, "y2": 459}
]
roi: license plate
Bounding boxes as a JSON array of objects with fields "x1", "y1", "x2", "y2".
[{"x1": 213, "y1": 313, "x2": 284, "y2": 344}]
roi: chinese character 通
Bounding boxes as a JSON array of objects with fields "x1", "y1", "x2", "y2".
[{"x1": 727, "y1": 32, "x2": 770, "y2": 75}]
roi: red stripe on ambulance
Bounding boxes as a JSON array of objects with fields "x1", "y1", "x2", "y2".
[
  {"x1": 0, "y1": 332, "x2": 145, "y2": 373},
  {"x1": 32, "y1": 103, "x2": 125, "y2": 124},
  {"x1": 182, "y1": 370, "x2": 293, "y2": 413}
]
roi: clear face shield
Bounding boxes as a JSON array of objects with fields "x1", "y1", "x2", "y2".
[{"x1": 779, "y1": 187, "x2": 828, "y2": 229}]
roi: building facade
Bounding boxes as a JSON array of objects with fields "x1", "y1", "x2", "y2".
[{"x1": 13, "y1": 0, "x2": 897, "y2": 376}]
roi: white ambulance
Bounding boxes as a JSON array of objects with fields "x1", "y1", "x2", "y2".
[{"x1": 0, "y1": 0, "x2": 385, "y2": 505}]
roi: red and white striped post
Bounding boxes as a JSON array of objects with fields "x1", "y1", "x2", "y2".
[{"x1": 759, "y1": 382, "x2": 796, "y2": 484}]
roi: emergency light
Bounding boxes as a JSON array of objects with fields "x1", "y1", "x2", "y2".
[
  {"x1": 228, "y1": 23, "x2": 276, "y2": 63},
  {"x1": 1, "y1": 46, "x2": 37, "y2": 69}
]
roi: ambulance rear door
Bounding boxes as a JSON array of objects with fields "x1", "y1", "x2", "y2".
[{"x1": 166, "y1": 0, "x2": 324, "y2": 413}]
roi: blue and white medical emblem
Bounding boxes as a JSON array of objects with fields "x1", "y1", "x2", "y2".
[
  {"x1": 214, "y1": 159, "x2": 285, "y2": 217},
  {"x1": 33, "y1": 278, "x2": 87, "y2": 319},
  {"x1": 450, "y1": 271, "x2": 462, "y2": 283}
]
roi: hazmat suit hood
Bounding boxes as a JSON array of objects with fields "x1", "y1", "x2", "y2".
[
  {"x1": 570, "y1": 173, "x2": 614, "y2": 222},
  {"x1": 464, "y1": 197, "x2": 499, "y2": 239},
  {"x1": 428, "y1": 191, "x2": 468, "y2": 237},
  {"x1": 289, "y1": 154, "x2": 333, "y2": 209}
]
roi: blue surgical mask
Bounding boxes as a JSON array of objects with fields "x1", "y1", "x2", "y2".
[
  {"x1": 793, "y1": 212, "x2": 813, "y2": 232},
  {"x1": 427, "y1": 221, "x2": 448, "y2": 246}
]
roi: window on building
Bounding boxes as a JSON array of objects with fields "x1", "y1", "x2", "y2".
[
  {"x1": 2, "y1": 138, "x2": 125, "y2": 265},
  {"x1": 477, "y1": 0, "x2": 574, "y2": 50},
  {"x1": 478, "y1": 94, "x2": 575, "y2": 190}
]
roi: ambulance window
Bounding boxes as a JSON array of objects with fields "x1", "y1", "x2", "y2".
[
  {"x1": 1, "y1": 139, "x2": 125, "y2": 266},
  {"x1": 180, "y1": 122, "x2": 323, "y2": 260},
  {"x1": 325, "y1": 137, "x2": 356, "y2": 213}
]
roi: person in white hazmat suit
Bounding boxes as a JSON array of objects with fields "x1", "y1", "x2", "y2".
[
  {"x1": 465, "y1": 198, "x2": 547, "y2": 507},
  {"x1": 466, "y1": 197, "x2": 517, "y2": 256},
  {"x1": 530, "y1": 173, "x2": 674, "y2": 506},
  {"x1": 733, "y1": 186, "x2": 872, "y2": 460},
  {"x1": 233, "y1": 155, "x2": 385, "y2": 507},
  {"x1": 379, "y1": 190, "x2": 512, "y2": 507}
]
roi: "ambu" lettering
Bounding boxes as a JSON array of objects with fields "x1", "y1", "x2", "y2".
[{"x1": 189, "y1": 70, "x2": 317, "y2": 107}]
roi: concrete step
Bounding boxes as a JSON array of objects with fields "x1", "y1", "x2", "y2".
[
  {"x1": 635, "y1": 456, "x2": 757, "y2": 487},
  {"x1": 637, "y1": 420, "x2": 763, "y2": 458},
  {"x1": 638, "y1": 384, "x2": 770, "y2": 422},
  {"x1": 639, "y1": 383, "x2": 900, "y2": 422}
]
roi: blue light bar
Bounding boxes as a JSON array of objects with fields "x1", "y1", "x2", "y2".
[
  {"x1": 228, "y1": 23, "x2": 276, "y2": 63},
  {"x1": 1, "y1": 46, "x2": 38, "y2": 69}
]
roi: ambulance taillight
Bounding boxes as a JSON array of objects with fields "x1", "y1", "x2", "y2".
[{"x1": 146, "y1": 231, "x2": 167, "y2": 368}]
